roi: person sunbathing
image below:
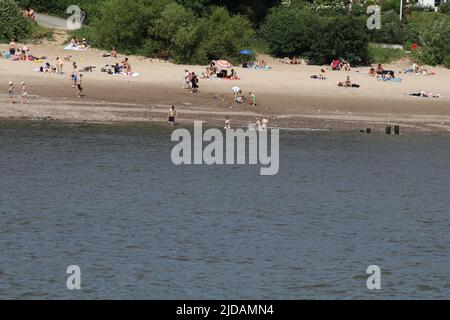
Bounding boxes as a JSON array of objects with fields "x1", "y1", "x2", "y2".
[
  {"x1": 409, "y1": 91, "x2": 441, "y2": 98},
  {"x1": 341, "y1": 60, "x2": 351, "y2": 71},
  {"x1": 71, "y1": 37, "x2": 80, "y2": 48},
  {"x1": 311, "y1": 69, "x2": 327, "y2": 80},
  {"x1": 80, "y1": 38, "x2": 89, "y2": 49},
  {"x1": 375, "y1": 63, "x2": 384, "y2": 75},
  {"x1": 337, "y1": 76, "x2": 360, "y2": 88},
  {"x1": 282, "y1": 57, "x2": 291, "y2": 64},
  {"x1": 9, "y1": 39, "x2": 17, "y2": 56},
  {"x1": 121, "y1": 58, "x2": 132, "y2": 75},
  {"x1": 229, "y1": 69, "x2": 239, "y2": 80},
  {"x1": 111, "y1": 47, "x2": 117, "y2": 58},
  {"x1": 330, "y1": 59, "x2": 341, "y2": 71}
]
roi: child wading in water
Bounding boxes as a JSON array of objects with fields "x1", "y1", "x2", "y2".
[
  {"x1": 21, "y1": 82, "x2": 30, "y2": 104},
  {"x1": 168, "y1": 106, "x2": 177, "y2": 126},
  {"x1": 8, "y1": 81, "x2": 16, "y2": 104}
]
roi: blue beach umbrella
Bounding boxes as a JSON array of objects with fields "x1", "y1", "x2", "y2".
[{"x1": 240, "y1": 49, "x2": 254, "y2": 55}]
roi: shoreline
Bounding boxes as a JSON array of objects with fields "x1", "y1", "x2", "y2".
[{"x1": 1, "y1": 94, "x2": 450, "y2": 133}]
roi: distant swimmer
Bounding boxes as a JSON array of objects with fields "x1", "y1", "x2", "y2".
[{"x1": 168, "y1": 106, "x2": 177, "y2": 126}]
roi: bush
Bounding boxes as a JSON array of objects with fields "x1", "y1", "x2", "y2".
[
  {"x1": 260, "y1": 6, "x2": 370, "y2": 65},
  {"x1": 369, "y1": 11, "x2": 408, "y2": 45},
  {"x1": 0, "y1": 0, "x2": 32, "y2": 42},
  {"x1": 368, "y1": 44, "x2": 406, "y2": 63},
  {"x1": 439, "y1": 3, "x2": 450, "y2": 14},
  {"x1": 443, "y1": 55, "x2": 450, "y2": 69},
  {"x1": 418, "y1": 15, "x2": 450, "y2": 66}
]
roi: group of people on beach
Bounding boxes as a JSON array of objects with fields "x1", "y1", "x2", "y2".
[
  {"x1": 232, "y1": 86, "x2": 257, "y2": 106},
  {"x1": 183, "y1": 70, "x2": 199, "y2": 93},
  {"x1": 7, "y1": 81, "x2": 29, "y2": 105},
  {"x1": 224, "y1": 116, "x2": 269, "y2": 130},
  {"x1": 70, "y1": 37, "x2": 89, "y2": 50}
]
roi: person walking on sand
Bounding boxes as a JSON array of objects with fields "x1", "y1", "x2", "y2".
[
  {"x1": 71, "y1": 62, "x2": 79, "y2": 88},
  {"x1": 8, "y1": 81, "x2": 16, "y2": 104},
  {"x1": 76, "y1": 74, "x2": 84, "y2": 98},
  {"x1": 183, "y1": 69, "x2": 190, "y2": 89},
  {"x1": 168, "y1": 106, "x2": 177, "y2": 126},
  {"x1": 56, "y1": 57, "x2": 63, "y2": 75},
  {"x1": 21, "y1": 82, "x2": 29, "y2": 104},
  {"x1": 191, "y1": 72, "x2": 199, "y2": 93},
  {"x1": 224, "y1": 117, "x2": 231, "y2": 130},
  {"x1": 249, "y1": 92, "x2": 257, "y2": 107}
]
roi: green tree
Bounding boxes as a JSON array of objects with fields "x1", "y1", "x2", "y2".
[
  {"x1": 260, "y1": 6, "x2": 369, "y2": 65},
  {"x1": 419, "y1": 15, "x2": 450, "y2": 66},
  {"x1": 0, "y1": 0, "x2": 32, "y2": 42}
]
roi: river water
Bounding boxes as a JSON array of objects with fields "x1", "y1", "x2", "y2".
[{"x1": 0, "y1": 121, "x2": 449, "y2": 299}]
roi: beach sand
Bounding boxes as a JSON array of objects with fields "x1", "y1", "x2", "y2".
[{"x1": 1, "y1": 36, "x2": 450, "y2": 132}]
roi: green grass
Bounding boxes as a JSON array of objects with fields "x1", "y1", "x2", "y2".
[
  {"x1": 408, "y1": 11, "x2": 442, "y2": 23},
  {"x1": 28, "y1": 24, "x2": 55, "y2": 43},
  {"x1": 368, "y1": 43, "x2": 408, "y2": 64}
]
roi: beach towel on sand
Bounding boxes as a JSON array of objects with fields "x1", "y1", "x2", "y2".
[
  {"x1": 378, "y1": 77, "x2": 402, "y2": 83},
  {"x1": 64, "y1": 44, "x2": 89, "y2": 51},
  {"x1": 112, "y1": 72, "x2": 140, "y2": 78}
]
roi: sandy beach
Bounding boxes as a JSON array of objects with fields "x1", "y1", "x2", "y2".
[{"x1": 1, "y1": 35, "x2": 450, "y2": 132}]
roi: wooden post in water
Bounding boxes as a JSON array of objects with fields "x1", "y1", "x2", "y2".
[
  {"x1": 386, "y1": 126, "x2": 392, "y2": 134},
  {"x1": 394, "y1": 125, "x2": 400, "y2": 135}
]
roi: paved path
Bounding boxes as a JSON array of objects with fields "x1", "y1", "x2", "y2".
[{"x1": 35, "y1": 13, "x2": 70, "y2": 30}]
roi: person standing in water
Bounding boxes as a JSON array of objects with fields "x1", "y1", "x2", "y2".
[
  {"x1": 255, "y1": 117, "x2": 262, "y2": 130},
  {"x1": 261, "y1": 117, "x2": 269, "y2": 130},
  {"x1": 21, "y1": 82, "x2": 29, "y2": 104},
  {"x1": 8, "y1": 81, "x2": 16, "y2": 104},
  {"x1": 224, "y1": 117, "x2": 231, "y2": 130},
  {"x1": 168, "y1": 106, "x2": 177, "y2": 126}
]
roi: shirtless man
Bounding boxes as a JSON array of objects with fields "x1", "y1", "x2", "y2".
[{"x1": 168, "y1": 106, "x2": 177, "y2": 126}]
